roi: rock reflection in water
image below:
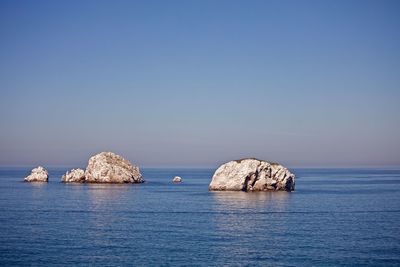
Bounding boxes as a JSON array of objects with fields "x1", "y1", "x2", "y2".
[
  {"x1": 85, "y1": 184, "x2": 140, "y2": 253},
  {"x1": 87, "y1": 184, "x2": 133, "y2": 207},
  {"x1": 25, "y1": 182, "x2": 48, "y2": 205},
  {"x1": 212, "y1": 191, "x2": 290, "y2": 211},
  {"x1": 210, "y1": 192, "x2": 292, "y2": 264}
]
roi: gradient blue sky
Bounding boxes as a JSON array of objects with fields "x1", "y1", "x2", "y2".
[{"x1": 0, "y1": 0, "x2": 399, "y2": 167}]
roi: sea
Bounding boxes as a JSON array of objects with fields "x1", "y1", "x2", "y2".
[{"x1": 0, "y1": 167, "x2": 399, "y2": 266}]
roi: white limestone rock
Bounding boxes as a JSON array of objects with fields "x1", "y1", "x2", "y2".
[
  {"x1": 61, "y1": 168, "x2": 85, "y2": 183},
  {"x1": 172, "y1": 176, "x2": 182, "y2": 183},
  {"x1": 209, "y1": 159, "x2": 295, "y2": 192},
  {"x1": 85, "y1": 152, "x2": 144, "y2": 183},
  {"x1": 24, "y1": 166, "x2": 49, "y2": 182}
]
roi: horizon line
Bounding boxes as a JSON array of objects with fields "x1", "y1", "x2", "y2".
[{"x1": 1, "y1": 164, "x2": 400, "y2": 170}]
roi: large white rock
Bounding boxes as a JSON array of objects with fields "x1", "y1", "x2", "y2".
[
  {"x1": 61, "y1": 168, "x2": 85, "y2": 183},
  {"x1": 85, "y1": 152, "x2": 144, "y2": 183},
  {"x1": 24, "y1": 166, "x2": 49, "y2": 182},
  {"x1": 209, "y1": 159, "x2": 295, "y2": 191}
]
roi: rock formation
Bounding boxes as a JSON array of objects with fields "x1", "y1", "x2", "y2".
[
  {"x1": 209, "y1": 159, "x2": 295, "y2": 192},
  {"x1": 85, "y1": 152, "x2": 144, "y2": 183},
  {"x1": 172, "y1": 176, "x2": 182, "y2": 183},
  {"x1": 61, "y1": 168, "x2": 85, "y2": 183},
  {"x1": 24, "y1": 166, "x2": 49, "y2": 182}
]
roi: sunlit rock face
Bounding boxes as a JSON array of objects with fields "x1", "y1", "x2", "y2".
[
  {"x1": 61, "y1": 168, "x2": 85, "y2": 183},
  {"x1": 85, "y1": 152, "x2": 144, "y2": 184},
  {"x1": 24, "y1": 166, "x2": 49, "y2": 182},
  {"x1": 209, "y1": 159, "x2": 295, "y2": 192}
]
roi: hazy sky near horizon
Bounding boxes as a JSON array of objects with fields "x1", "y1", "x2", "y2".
[{"x1": 0, "y1": 0, "x2": 399, "y2": 167}]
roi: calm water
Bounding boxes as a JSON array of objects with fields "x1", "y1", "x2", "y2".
[{"x1": 0, "y1": 168, "x2": 399, "y2": 266}]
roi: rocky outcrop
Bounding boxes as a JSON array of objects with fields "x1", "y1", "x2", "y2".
[
  {"x1": 61, "y1": 168, "x2": 85, "y2": 183},
  {"x1": 209, "y1": 159, "x2": 295, "y2": 192},
  {"x1": 172, "y1": 176, "x2": 182, "y2": 183},
  {"x1": 85, "y1": 152, "x2": 144, "y2": 183},
  {"x1": 24, "y1": 166, "x2": 49, "y2": 182}
]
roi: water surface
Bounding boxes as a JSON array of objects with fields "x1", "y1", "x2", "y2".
[{"x1": 0, "y1": 168, "x2": 399, "y2": 266}]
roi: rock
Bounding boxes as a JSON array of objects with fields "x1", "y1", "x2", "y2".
[
  {"x1": 209, "y1": 159, "x2": 295, "y2": 192},
  {"x1": 24, "y1": 166, "x2": 49, "y2": 182},
  {"x1": 85, "y1": 152, "x2": 144, "y2": 183},
  {"x1": 172, "y1": 176, "x2": 182, "y2": 183},
  {"x1": 61, "y1": 168, "x2": 85, "y2": 183}
]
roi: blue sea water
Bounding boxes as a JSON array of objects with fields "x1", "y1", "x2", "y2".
[{"x1": 0, "y1": 167, "x2": 399, "y2": 266}]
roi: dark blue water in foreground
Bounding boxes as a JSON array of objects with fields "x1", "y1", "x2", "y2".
[{"x1": 0, "y1": 168, "x2": 400, "y2": 266}]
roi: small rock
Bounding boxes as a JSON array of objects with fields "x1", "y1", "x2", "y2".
[
  {"x1": 24, "y1": 166, "x2": 48, "y2": 182},
  {"x1": 172, "y1": 176, "x2": 182, "y2": 183},
  {"x1": 61, "y1": 168, "x2": 85, "y2": 183}
]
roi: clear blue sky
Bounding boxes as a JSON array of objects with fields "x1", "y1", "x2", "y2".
[{"x1": 0, "y1": 0, "x2": 399, "y2": 167}]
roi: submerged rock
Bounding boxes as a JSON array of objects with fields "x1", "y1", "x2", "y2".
[
  {"x1": 24, "y1": 166, "x2": 49, "y2": 182},
  {"x1": 61, "y1": 168, "x2": 85, "y2": 183},
  {"x1": 172, "y1": 176, "x2": 182, "y2": 183},
  {"x1": 209, "y1": 159, "x2": 295, "y2": 192},
  {"x1": 85, "y1": 152, "x2": 144, "y2": 183}
]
